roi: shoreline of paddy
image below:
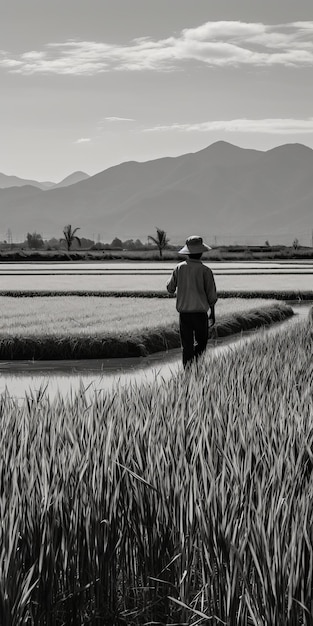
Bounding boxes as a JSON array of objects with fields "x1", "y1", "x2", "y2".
[{"x1": 0, "y1": 302, "x2": 293, "y2": 361}]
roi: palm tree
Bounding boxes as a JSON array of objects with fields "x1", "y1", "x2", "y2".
[
  {"x1": 148, "y1": 227, "x2": 170, "y2": 259},
  {"x1": 61, "y1": 224, "x2": 81, "y2": 251}
]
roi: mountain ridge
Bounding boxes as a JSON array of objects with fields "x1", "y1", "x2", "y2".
[
  {"x1": 1, "y1": 141, "x2": 313, "y2": 244},
  {"x1": 50, "y1": 171, "x2": 90, "y2": 189},
  {"x1": 0, "y1": 170, "x2": 90, "y2": 191},
  {"x1": 0, "y1": 173, "x2": 54, "y2": 190}
]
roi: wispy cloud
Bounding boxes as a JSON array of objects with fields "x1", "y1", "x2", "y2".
[
  {"x1": 103, "y1": 116, "x2": 135, "y2": 122},
  {"x1": 144, "y1": 118, "x2": 313, "y2": 134},
  {"x1": 1, "y1": 21, "x2": 313, "y2": 75},
  {"x1": 75, "y1": 137, "x2": 91, "y2": 143}
]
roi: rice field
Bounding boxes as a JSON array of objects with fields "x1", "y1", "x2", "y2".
[
  {"x1": 1, "y1": 317, "x2": 313, "y2": 624},
  {"x1": 0, "y1": 296, "x2": 281, "y2": 336},
  {"x1": 1, "y1": 272, "x2": 313, "y2": 292},
  {"x1": 0, "y1": 296, "x2": 292, "y2": 360},
  {"x1": 1, "y1": 260, "x2": 312, "y2": 294}
]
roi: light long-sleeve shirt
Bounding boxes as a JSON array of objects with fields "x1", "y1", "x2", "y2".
[{"x1": 166, "y1": 258, "x2": 217, "y2": 313}]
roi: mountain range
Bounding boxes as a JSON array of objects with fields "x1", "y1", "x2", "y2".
[
  {"x1": 1, "y1": 141, "x2": 313, "y2": 244},
  {"x1": 0, "y1": 170, "x2": 89, "y2": 190}
]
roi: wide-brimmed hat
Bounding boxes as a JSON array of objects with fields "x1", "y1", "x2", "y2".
[{"x1": 178, "y1": 235, "x2": 211, "y2": 255}]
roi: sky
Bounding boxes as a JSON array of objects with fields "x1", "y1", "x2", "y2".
[{"x1": 1, "y1": 0, "x2": 313, "y2": 182}]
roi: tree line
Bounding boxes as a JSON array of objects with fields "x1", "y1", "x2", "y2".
[{"x1": 9, "y1": 226, "x2": 173, "y2": 257}]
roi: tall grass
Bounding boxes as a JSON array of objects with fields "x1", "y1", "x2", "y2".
[{"x1": 0, "y1": 318, "x2": 313, "y2": 624}]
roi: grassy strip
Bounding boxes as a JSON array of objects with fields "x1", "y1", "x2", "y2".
[
  {"x1": 1, "y1": 245, "x2": 313, "y2": 261},
  {"x1": 0, "y1": 303, "x2": 293, "y2": 360},
  {"x1": 0, "y1": 289, "x2": 312, "y2": 299},
  {"x1": 0, "y1": 318, "x2": 313, "y2": 624}
]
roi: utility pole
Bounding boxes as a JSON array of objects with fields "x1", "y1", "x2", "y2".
[{"x1": 6, "y1": 228, "x2": 13, "y2": 248}]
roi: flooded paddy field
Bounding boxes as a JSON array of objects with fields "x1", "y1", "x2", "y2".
[{"x1": 0, "y1": 260, "x2": 312, "y2": 292}]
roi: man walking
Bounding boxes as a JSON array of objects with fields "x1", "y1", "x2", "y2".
[{"x1": 166, "y1": 235, "x2": 217, "y2": 368}]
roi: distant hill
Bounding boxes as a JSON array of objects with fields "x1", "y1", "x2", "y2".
[
  {"x1": 0, "y1": 172, "x2": 54, "y2": 190},
  {"x1": 0, "y1": 170, "x2": 90, "y2": 191},
  {"x1": 50, "y1": 171, "x2": 90, "y2": 189},
  {"x1": 1, "y1": 141, "x2": 313, "y2": 244}
]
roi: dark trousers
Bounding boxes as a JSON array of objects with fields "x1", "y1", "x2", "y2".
[{"x1": 179, "y1": 312, "x2": 209, "y2": 368}]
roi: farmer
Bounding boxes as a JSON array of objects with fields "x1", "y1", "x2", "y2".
[{"x1": 166, "y1": 235, "x2": 217, "y2": 368}]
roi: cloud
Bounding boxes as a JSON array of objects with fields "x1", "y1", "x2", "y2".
[
  {"x1": 1, "y1": 21, "x2": 313, "y2": 75},
  {"x1": 75, "y1": 137, "x2": 91, "y2": 143},
  {"x1": 103, "y1": 116, "x2": 135, "y2": 122},
  {"x1": 0, "y1": 56, "x2": 22, "y2": 68},
  {"x1": 182, "y1": 21, "x2": 266, "y2": 42},
  {"x1": 144, "y1": 118, "x2": 313, "y2": 134},
  {"x1": 21, "y1": 51, "x2": 45, "y2": 60}
]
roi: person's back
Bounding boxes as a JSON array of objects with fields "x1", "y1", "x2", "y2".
[{"x1": 169, "y1": 257, "x2": 216, "y2": 313}]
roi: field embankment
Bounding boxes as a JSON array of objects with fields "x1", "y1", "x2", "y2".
[
  {"x1": 2, "y1": 289, "x2": 313, "y2": 300},
  {"x1": 0, "y1": 296, "x2": 292, "y2": 359},
  {"x1": 1, "y1": 244, "x2": 313, "y2": 261},
  {"x1": 1, "y1": 318, "x2": 312, "y2": 624}
]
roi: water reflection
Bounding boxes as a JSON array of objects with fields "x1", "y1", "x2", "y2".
[{"x1": 0, "y1": 347, "x2": 183, "y2": 402}]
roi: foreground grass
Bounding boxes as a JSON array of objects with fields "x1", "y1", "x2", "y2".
[
  {"x1": 0, "y1": 318, "x2": 312, "y2": 624},
  {"x1": 0, "y1": 297, "x2": 293, "y2": 359}
]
